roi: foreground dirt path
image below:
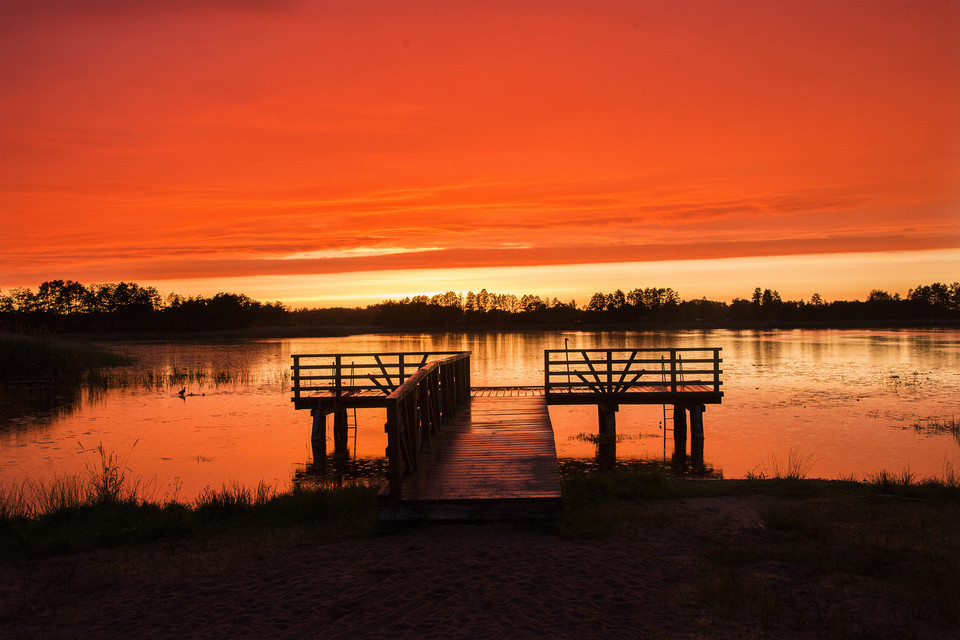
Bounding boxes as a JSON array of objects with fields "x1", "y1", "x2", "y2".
[{"x1": 0, "y1": 496, "x2": 952, "y2": 639}]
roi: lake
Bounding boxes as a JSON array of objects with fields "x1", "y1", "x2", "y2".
[{"x1": 2, "y1": 329, "x2": 959, "y2": 500}]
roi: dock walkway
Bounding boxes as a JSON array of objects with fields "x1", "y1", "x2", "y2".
[{"x1": 377, "y1": 395, "x2": 561, "y2": 520}]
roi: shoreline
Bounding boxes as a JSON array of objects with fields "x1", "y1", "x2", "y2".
[
  {"x1": 2, "y1": 480, "x2": 958, "y2": 639},
  {"x1": 52, "y1": 319, "x2": 960, "y2": 343}
]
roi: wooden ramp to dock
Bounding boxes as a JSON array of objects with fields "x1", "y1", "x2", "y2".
[{"x1": 377, "y1": 395, "x2": 562, "y2": 521}]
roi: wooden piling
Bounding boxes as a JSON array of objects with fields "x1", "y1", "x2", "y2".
[
  {"x1": 333, "y1": 407, "x2": 349, "y2": 460},
  {"x1": 672, "y1": 404, "x2": 687, "y2": 462},
  {"x1": 597, "y1": 402, "x2": 618, "y2": 437},
  {"x1": 310, "y1": 409, "x2": 326, "y2": 471},
  {"x1": 689, "y1": 404, "x2": 704, "y2": 470},
  {"x1": 597, "y1": 402, "x2": 618, "y2": 466}
]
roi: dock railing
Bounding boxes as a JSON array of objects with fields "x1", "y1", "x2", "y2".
[
  {"x1": 291, "y1": 351, "x2": 470, "y2": 408},
  {"x1": 383, "y1": 352, "x2": 471, "y2": 497},
  {"x1": 544, "y1": 347, "x2": 722, "y2": 397}
]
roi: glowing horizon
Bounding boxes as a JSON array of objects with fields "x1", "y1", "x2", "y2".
[
  {"x1": 85, "y1": 249, "x2": 956, "y2": 310},
  {"x1": 2, "y1": 1, "x2": 958, "y2": 306}
]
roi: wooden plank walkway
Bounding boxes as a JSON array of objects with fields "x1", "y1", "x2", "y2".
[
  {"x1": 470, "y1": 386, "x2": 544, "y2": 397},
  {"x1": 377, "y1": 396, "x2": 562, "y2": 521}
]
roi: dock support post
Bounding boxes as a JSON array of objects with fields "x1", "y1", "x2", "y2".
[
  {"x1": 689, "y1": 404, "x2": 705, "y2": 471},
  {"x1": 597, "y1": 402, "x2": 618, "y2": 467},
  {"x1": 333, "y1": 407, "x2": 349, "y2": 465},
  {"x1": 597, "y1": 402, "x2": 618, "y2": 437},
  {"x1": 311, "y1": 409, "x2": 326, "y2": 472},
  {"x1": 672, "y1": 404, "x2": 687, "y2": 464}
]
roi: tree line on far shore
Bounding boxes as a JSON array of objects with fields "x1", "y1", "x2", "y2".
[{"x1": 1, "y1": 279, "x2": 958, "y2": 334}]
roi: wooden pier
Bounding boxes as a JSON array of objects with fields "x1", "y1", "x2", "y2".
[
  {"x1": 378, "y1": 395, "x2": 561, "y2": 520},
  {"x1": 291, "y1": 348, "x2": 722, "y2": 521}
]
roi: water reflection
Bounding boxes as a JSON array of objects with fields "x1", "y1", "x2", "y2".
[
  {"x1": 0, "y1": 382, "x2": 107, "y2": 434},
  {"x1": 560, "y1": 457, "x2": 718, "y2": 477},
  {"x1": 292, "y1": 456, "x2": 388, "y2": 488},
  {"x1": 1, "y1": 330, "x2": 959, "y2": 499}
]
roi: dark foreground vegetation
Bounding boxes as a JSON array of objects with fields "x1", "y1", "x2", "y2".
[
  {"x1": 2, "y1": 453, "x2": 957, "y2": 558},
  {"x1": 2, "y1": 462, "x2": 959, "y2": 638},
  {"x1": 2, "y1": 279, "x2": 959, "y2": 334},
  {"x1": 1, "y1": 457, "x2": 958, "y2": 553}
]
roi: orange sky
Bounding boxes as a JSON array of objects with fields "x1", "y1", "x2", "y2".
[{"x1": 2, "y1": 0, "x2": 958, "y2": 307}]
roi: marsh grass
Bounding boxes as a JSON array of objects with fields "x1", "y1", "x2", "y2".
[
  {"x1": 763, "y1": 449, "x2": 818, "y2": 480},
  {"x1": 911, "y1": 415, "x2": 960, "y2": 445},
  {"x1": 571, "y1": 431, "x2": 623, "y2": 444},
  {"x1": 83, "y1": 365, "x2": 289, "y2": 392},
  {"x1": 0, "y1": 444, "x2": 379, "y2": 557}
]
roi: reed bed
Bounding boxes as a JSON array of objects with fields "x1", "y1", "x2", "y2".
[
  {"x1": 83, "y1": 366, "x2": 290, "y2": 391},
  {"x1": 911, "y1": 415, "x2": 960, "y2": 444},
  {"x1": 0, "y1": 443, "x2": 379, "y2": 557}
]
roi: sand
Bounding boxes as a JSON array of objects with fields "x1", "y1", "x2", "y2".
[{"x1": 0, "y1": 496, "x2": 941, "y2": 639}]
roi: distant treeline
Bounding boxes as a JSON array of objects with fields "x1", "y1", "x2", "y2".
[{"x1": 1, "y1": 279, "x2": 958, "y2": 334}]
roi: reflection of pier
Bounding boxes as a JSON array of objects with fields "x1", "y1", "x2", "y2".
[{"x1": 291, "y1": 348, "x2": 723, "y2": 520}]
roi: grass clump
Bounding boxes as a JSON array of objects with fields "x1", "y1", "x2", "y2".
[
  {"x1": 0, "y1": 479, "x2": 380, "y2": 557},
  {"x1": 868, "y1": 465, "x2": 960, "y2": 500},
  {"x1": 0, "y1": 443, "x2": 380, "y2": 558}
]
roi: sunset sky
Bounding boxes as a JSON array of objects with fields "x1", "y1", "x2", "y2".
[{"x1": 2, "y1": 0, "x2": 958, "y2": 308}]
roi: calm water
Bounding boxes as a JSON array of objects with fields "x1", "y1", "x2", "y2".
[{"x1": 2, "y1": 329, "x2": 959, "y2": 499}]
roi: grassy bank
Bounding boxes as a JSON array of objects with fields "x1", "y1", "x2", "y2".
[
  {"x1": 3, "y1": 461, "x2": 959, "y2": 556},
  {"x1": 558, "y1": 466, "x2": 960, "y2": 638},
  {"x1": 0, "y1": 446, "x2": 380, "y2": 557},
  {"x1": 3, "y1": 465, "x2": 959, "y2": 638},
  {"x1": 0, "y1": 332, "x2": 131, "y2": 384}
]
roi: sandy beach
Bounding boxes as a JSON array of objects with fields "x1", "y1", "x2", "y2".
[{"x1": 4, "y1": 493, "x2": 951, "y2": 640}]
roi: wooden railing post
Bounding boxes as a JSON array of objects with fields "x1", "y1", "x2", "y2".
[
  {"x1": 406, "y1": 395, "x2": 419, "y2": 470},
  {"x1": 384, "y1": 399, "x2": 401, "y2": 497},
  {"x1": 465, "y1": 355, "x2": 471, "y2": 400},
  {"x1": 292, "y1": 355, "x2": 301, "y2": 401},
  {"x1": 606, "y1": 349, "x2": 613, "y2": 393},
  {"x1": 713, "y1": 349, "x2": 721, "y2": 393},
  {"x1": 670, "y1": 349, "x2": 678, "y2": 393},
  {"x1": 544, "y1": 351, "x2": 551, "y2": 394},
  {"x1": 334, "y1": 355, "x2": 342, "y2": 396}
]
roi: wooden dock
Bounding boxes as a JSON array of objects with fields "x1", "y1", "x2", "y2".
[
  {"x1": 291, "y1": 347, "x2": 723, "y2": 521},
  {"x1": 377, "y1": 395, "x2": 561, "y2": 520}
]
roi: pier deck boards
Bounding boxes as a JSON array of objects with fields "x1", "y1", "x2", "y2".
[{"x1": 377, "y1": 396, "x2": 562, "y2": 521}]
